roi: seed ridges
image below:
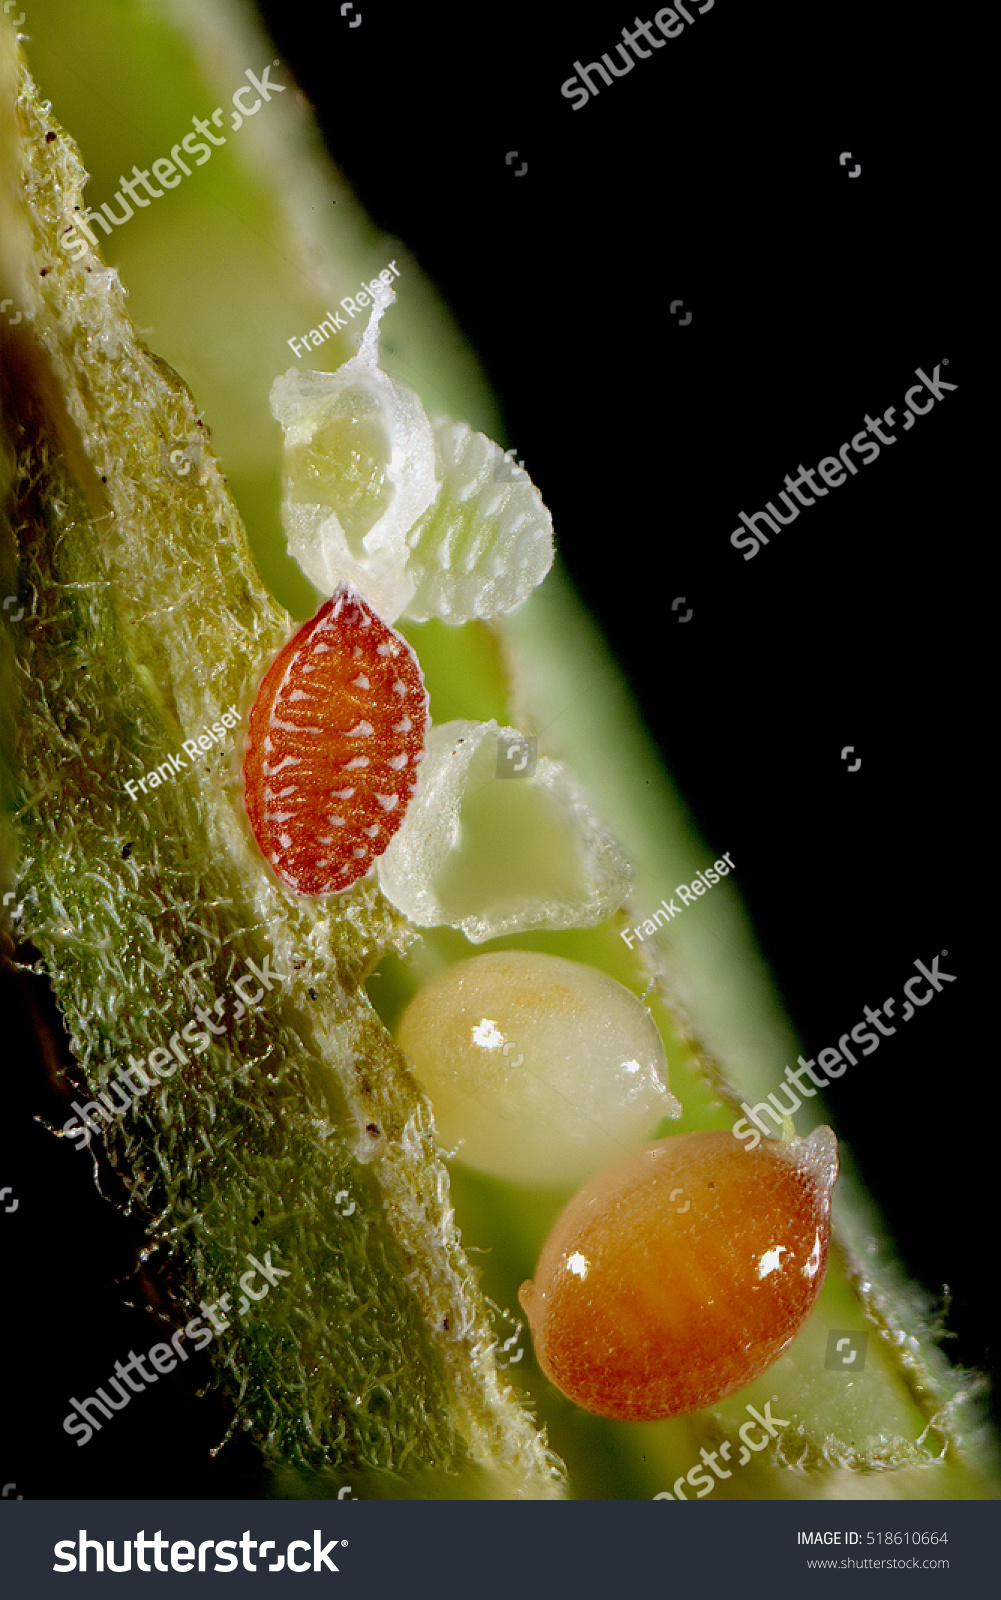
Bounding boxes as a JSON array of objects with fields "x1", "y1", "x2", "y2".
[{"x1": 243, "y1": 582, "x2": 428, "y2": 895}]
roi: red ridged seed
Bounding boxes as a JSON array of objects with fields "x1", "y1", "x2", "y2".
[
  {"x1": 242, "y1": 582, "x2": 429, "y2": 895},
  {"x1": 519, "y1": 1128, "x2": 838, "y2": 1421}
]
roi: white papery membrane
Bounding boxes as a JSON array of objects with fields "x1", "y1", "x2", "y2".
[
  {"x1": 401, "y1": 418, "x2": 554, "y2": 624},
  {"x1": 377, "y1": 720, "x2": 632, "y2": 942},
  {"x1": 270, "y1": 289, "x2": 553, "y2": 626},
  {"x1": 270, "y1": 287, "x2": 438, "y2": 622}
]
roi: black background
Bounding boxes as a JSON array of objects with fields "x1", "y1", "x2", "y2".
[{"x1": 1, "y1": 0, "x2": 989, "y2": 1498}]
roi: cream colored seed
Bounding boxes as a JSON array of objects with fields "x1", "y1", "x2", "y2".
[{"x1": 396, "y1": 951, "x2": 679, "y2": 1186}]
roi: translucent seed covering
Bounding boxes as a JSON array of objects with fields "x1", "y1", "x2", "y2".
[
  {"x1": 270, "y1": 295, "x2": 438, "y2": 623},
  {"x1": 270, "y1": 285, "x2": 553, "y2": 625},
  {"x1": 402, "y1": 416, "x2": 554, "y2": 623},
  {"x1": 397, "y1": 952, "x2": 681, "y2": 1186},
  {"x1": 376, "y1": 720, "x2": 631, "y2": 941},
  {"x1": 519, "y1": 1127, "x2": 838, "y2": 1421}
]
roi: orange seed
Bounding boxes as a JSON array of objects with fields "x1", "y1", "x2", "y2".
[
  {"x1": 242, "y1": 582, "x2": 428, "y2": 895},
  {"x1": 519, "y1": 1127, "x2": 838, "y2": 1421}
]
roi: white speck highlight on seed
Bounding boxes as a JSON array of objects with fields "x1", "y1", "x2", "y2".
[
  {"x1": 471, "y1": 1019, "x2": 504, "y2": 1050},
  {"x1": 757, "y1": 1246, "x2": 788, "y2": 1279},
  {"x1": 802, "y1": 1229, "x2": 824, "y2": 1280}
]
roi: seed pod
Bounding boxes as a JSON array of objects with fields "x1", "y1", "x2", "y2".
[
  {"x1": 519, "y1": 1127, "x2": 838, "y2": 1420},
  {"x1": 396, "y1": 951, "x2": 679, "y2": 1185}
]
